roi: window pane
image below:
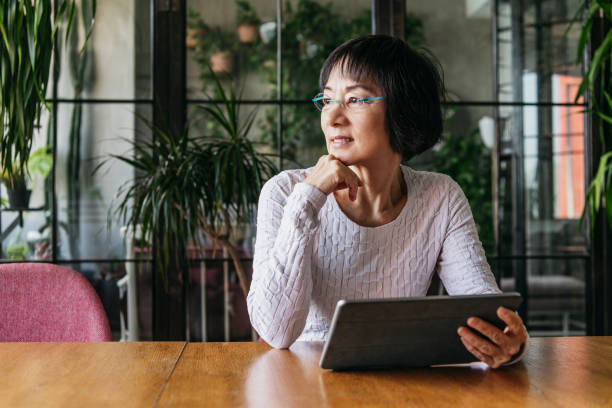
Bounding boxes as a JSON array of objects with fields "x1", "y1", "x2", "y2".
[
  {"x1": 409, "y1": 0, "x2": 492, "y2": 102},
  {"x1": 186, "y1": 0, "x2": 278, "y2": 101},
  {"x1": 281, "y1": 104, "x2": 326, "y2": 170},
  {"x1": 281, "y1": 0, "x2": 372, "y2": 100},
  {"x1": 496, "y1": 104, "x2": 588, "y2": 256},
  {"x1": 56, "y1": 0, "x2": 152, "y2": 100},
  {"x1": 497, "y1": 0, "x2": 583, "y2": 103},
  {"x1": 492, "y1": 257, "x2": 587, "y2": 336},
  {"x1": 1, "y1": 108, "x2": 52, "y2": 261},
  {"x1": 55, "y1": 103, "x2": 152, "y2": 261}
]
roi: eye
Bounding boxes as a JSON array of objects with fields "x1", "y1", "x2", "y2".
[
  {"x1": 322, "y1": 97, "x2": 332, "y2": 105},
  {"x1": 346, "y1": 96, "x2": 359, "y2": 104}
]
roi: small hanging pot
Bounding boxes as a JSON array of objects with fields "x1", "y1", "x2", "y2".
[
  {"x1": 237, "y1": 23, "x2": 258, "y2": 44},
  {"x1": 210, "y1": 51, "x2": 233, "y2": 73}
]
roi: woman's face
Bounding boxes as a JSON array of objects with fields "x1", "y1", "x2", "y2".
[{"x1": 320, "y1": 66, "x2": 395, "y2": 166}]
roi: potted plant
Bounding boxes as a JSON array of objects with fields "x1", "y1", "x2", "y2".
[
  {"x1": 0, "y1": 1, "x2": 94, "y2": 187},
  {"x1": 235, "y1": 1, "x2": 260, "y2": 44},
  {"x1": 570, "y1": 2, "x2": 612, "y2": 231},
  {"x1": 207, "y1": 27, "x2": 236, "y2": 73},
  {"x1": 1, "y1": 147, "x2": 53, "y2": 209},
  {"x1": 103, "y1": 66, "x2": 277, "y2": 297},
  {"x1": 186, "y1": 8, "x2": 205, "y2": 50}
]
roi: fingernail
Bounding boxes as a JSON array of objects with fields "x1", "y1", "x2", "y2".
[
  {"x1": 457, "y1": 327, "x2": 463, "y2": 335},
  {"x1": 467, "y1": 318, "x2": 476, "y2": 325}
]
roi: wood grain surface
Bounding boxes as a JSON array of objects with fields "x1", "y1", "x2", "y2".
[
  {"x1": 0, "y1": 342, "x2": 185, "y2": 408},
  {"x1": 1, "y1": 338, "x2": 611, "y2": 407},
  {"x1": 158, "y1": 337, "x2": 612, "y2": 408}
]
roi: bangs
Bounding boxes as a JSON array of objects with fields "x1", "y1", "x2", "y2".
[{"x1": 319, "y1": 45, "x2": 380, "y2": 91}]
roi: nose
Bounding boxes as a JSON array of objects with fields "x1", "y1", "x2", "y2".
[{"x1": 323, "y1": 103, "x2": 349, "y2": 128}]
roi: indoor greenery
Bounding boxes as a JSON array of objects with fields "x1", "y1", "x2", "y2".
[
  {"x1": 570, "y1": 1, "x2": 612, "y2": 230},
  {"x1": 0, "y1": 146, "x2": 53, "y2": 208},
  {"x1": 102, "y1": 67, "x2": 277, "y2": 295},
  {"x1": 0, "y1": 0, "x2": 95, "y2": 186},
  {"x1": 188, "y1": 0, "x2": 424, "y2": 166},
  {"x1": 236, "y1": 0, "x2": 260, "y2": 26}
]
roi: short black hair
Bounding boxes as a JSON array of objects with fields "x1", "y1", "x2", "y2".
[{"x1": 319, "y1": 35, "x2": 445, "y2": 161}]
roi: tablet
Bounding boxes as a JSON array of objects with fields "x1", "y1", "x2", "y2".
[{"x1": 319, "y1": 292, "x2": 522, "y2": 370}]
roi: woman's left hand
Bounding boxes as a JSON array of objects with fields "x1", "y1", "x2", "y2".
[{"x1": 457, "y1": 306, "x2": 528, "y2": 368}]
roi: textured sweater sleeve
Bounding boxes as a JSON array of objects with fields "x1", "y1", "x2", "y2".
[
  {"x1": 437, "y1": 179, "x2": 528, "y2": 366},
  {"x1": 247, "y1": 176, "x2": 327, "y2": 348},
  {"x1": 436, "y1": 179, "x2": 501, "y2": 295}
]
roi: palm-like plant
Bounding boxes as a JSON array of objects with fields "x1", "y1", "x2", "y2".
[
  {"x1": 104, "y1": 67, "x2": 277, "y2": 297},
  {"x1": 570, "y1": 1, "x2": 612, "y2": 230},
  {"x1": 193, "y1": 69, "x2": 278, "y2": 296},
  {"x1": 0, "y1": 0, "x2": 95, "y2": 185}
]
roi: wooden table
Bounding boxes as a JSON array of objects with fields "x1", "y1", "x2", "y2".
[{"x1": 1, "y1": 337, "x2": 611, "y2": 407}]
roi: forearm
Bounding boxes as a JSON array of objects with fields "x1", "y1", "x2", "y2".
[{"x1": 247, "y1": 182, "x2": 326, "y2": 348}]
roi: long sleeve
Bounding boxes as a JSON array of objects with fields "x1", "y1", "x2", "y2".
[
  {"x1": 436, "y1": 179, "x2": 501, "y2": 295},
  {"x1": 247, "y1": 176, "x2": 327, "y2": 348},
  {"x1": 436, "y1": 179, "x2": 528, "y2": 366}
]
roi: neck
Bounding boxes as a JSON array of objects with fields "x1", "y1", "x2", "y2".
[{"x1": 336, "y1": 156, "x2": 406, "y2": 214}]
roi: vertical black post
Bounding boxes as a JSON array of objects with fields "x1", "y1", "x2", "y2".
[
  {"x1": 152, "y1": 0, "x2": 187, "y2": 340},
  {"x1": 372, "y1": 0, "x2": 404, "y2": 39},
  {"x1": 277, "y1": 0, "x2": 283, "y2": 170},
  {"x1": 492, "y1": 0, "x2": 501, "y2": 283},
  {"x1": 588, "y1": 13, "x2": 612, "y2": 335},
  {"x1": 52, "y1": 0, "x2": 59, "y2": 263},
  {"x1": 510, "y1": 0, "x2": 528, "y2": 321}
]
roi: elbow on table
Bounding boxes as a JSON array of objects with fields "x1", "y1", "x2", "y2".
[
  {"x1": 259, "y1": 334, "x2": 294, "y2": 349},
  {"x1": 248, "y1": 312, "x2": 301, "y2": 349}
]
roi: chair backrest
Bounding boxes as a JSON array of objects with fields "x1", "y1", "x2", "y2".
[{"x1": 0, "y1": 263, "x2": 111, "y2": 342}]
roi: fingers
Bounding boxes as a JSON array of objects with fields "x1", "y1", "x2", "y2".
[
  {"x1": 306, "y1": 155, "x2": 362, "y2": 196},
  {"x1": 497, "y1": 307, "x2": 528, "y2": 339},
  {"x1": 466, "y1": 317, "x2": 520, "y2": 356},
  {"x1": 328, "y1": 156, "x2": 362, "y2": 200},
  {"x1": 457, "y1": 326, "x2": 510, "y2": 368},
  {"x1": 459, "y1": 336, "x2": 497, "y2": 367},
  {"x1": 457, "y1": 326, "x2": 504, "y2": 359}
]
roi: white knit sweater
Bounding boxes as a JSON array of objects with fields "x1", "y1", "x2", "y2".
[{"x1": 247, "y1": 165, "x2": 501, "y2": 349}]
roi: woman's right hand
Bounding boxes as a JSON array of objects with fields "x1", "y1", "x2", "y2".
[{"x1": 303, "y1": 154, "x2": 363, "y2": 201}]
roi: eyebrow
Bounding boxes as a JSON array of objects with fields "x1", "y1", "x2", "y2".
[{"x1": 323, "y1": 84, "x2": 377, "y2": 93}]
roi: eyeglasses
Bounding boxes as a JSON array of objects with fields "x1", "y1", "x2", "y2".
[{"x1": 312, "y1": 92, "x2": 385, "y2": 112}]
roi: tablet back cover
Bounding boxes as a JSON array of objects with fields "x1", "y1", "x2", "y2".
[{"x1": 319, "y1": 293, "x2": 522, "y2": 370}]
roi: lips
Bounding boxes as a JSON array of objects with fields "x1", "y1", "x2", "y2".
[{"x1": 330, "y1": 136, "x2": 354, "y2": 147}]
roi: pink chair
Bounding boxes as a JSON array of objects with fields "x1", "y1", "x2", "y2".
[{"x1": 0, "y1": 263, "x2": 111, "y2": 342}]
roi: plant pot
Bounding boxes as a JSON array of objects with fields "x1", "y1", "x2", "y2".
[
  {"x1": 210, "y1": 51, "x2": 233, "y2": 73},
  {"x1": 236, "y1": 24, "x2": 258, "y2": 44},
  {"x1": 186, "y1": 27, "x2": 202, "y2": 50},
  {"x1": 5, "y1": 185, "x2": 31, "y2": 209}
]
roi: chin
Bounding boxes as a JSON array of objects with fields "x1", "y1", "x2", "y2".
[{"x1": 328, "y1": 150, "x2": 353, "y2": 165}]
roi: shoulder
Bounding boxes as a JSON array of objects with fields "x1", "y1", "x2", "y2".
[
  {"x1": 259, "y1": 168, "x2": 314, "y2": 201},
  {"x1": 401, "y1": 165, "x2": 461, "y2": 198}
]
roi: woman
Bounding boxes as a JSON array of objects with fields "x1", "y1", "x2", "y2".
[{"x1": 247, "y1": 35, "x2": 527, "y2": 368}]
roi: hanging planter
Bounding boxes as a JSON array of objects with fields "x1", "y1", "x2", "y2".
[
  {"x1": 236, "y1": 23, "x2": 258, "y2": 44},
  {"x1": 210, "y1": 51, "x2": 234, "y2": 73},
  {"x1": 186, "y1": 27, "x2": 203, "y2": 50},
  {"x1": 235, "y1": 0, "x2": 260, "y2": 44}
]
